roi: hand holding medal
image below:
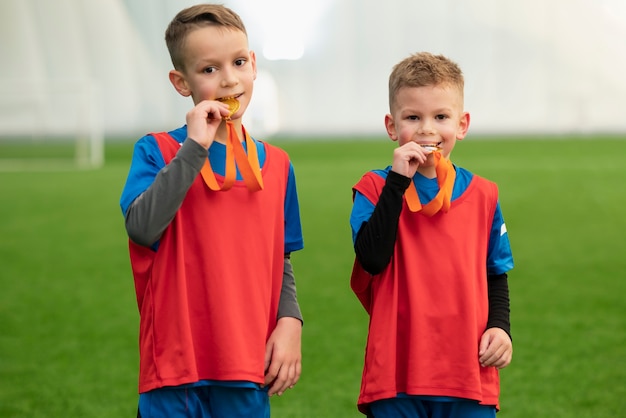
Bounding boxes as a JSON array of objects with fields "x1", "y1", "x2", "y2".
[{"x1": 199, "y1": 98, "x2": 264, "y2": 192}]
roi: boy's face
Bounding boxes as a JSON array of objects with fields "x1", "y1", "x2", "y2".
[
  {"x1": 169, "y1": 25, "x2": 256, "y2": 120},
  {"x1": 385, "y1": 83, "x2": 470, "y2": 165}
]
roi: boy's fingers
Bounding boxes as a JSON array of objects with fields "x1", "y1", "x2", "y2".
[
  {"x1": 264, "y1": 361, "x2": 277, "y2": 386},
  {"x1": 267, "y1": 365, "x2": 287, "y2": 396},
  {"x1": 478, "y1": 335, "x2": 490, "y2": 356},
  {"x1": 480, "y1": 343, "x2": 512, "y2": 368},
  {"x1": 266, "y1": 361, "x2": 300, "y2": 396}
]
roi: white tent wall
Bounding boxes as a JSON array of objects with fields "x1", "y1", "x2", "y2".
[
  {"x1": 247, "y1": 0, "x2": 626, "y2": 136},
  {"x1": 1, "y1": 0, "x2": 625, "y2": 140},
  {"x1": 0, "y1": 0, "x2": 171, "y2": 137}
]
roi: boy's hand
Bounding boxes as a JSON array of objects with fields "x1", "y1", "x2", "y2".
[
  {"x1": 479, "y1": 327, "x2": 512, "y2": 369},
  {"x1": 263, "y1": 317, "x2": 302, "y2": 396},
  {"x1": 391, "y1": 142, "x2": 429, "y2": 178},
  {"x1": 185, "y1": 100, "x2": 231, "y2": 149}
]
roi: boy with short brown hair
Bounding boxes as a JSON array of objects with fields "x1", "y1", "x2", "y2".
[
  {"x1": 120, "y1": 4, "x2": 304, "y2": 417},
  {"x1": 350, "y1": 52, "x2": 514, "y2": 417}
]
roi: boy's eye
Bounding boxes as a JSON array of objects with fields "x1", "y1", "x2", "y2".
[
  {"x1": 203, "y1": 67, "x2": 216, "y2": 74},
  {"x1": 435, "y1": 114, "x2": 448, "y2": 120},
  {"x1": 234, "y1": 58, "x2": 247, "y2": 67},
  {"x1": 408, "y1": 115, "x2": 419, "y2": 121}
]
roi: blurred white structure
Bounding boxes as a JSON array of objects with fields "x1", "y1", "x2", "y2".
[{"x1": 1, "y1": 0, "x2": 625, "y2": 139}]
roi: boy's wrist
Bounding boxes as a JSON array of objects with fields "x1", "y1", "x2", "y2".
[
  {"x1": 277, "y1": 315, "x2": 303, "y2": 326},
  {"x1": 386, "y1": 170, "x2": 412, "y2": 192}
]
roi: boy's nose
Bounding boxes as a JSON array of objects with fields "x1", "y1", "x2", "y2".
[
  {"x1": 220, "y1": 70, "x2": 238, "y2": 87},
  {"x1": 418, "y1": 121, "x2": 435, "y2": 135}
]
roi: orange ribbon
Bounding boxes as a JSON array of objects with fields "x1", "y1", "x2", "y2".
[
  {"x1": 404, "y1": 151, "x2": 456, "y2": 215},
  {"x1": 200, "y1": 121, "x2": 264, "y2": 192}
]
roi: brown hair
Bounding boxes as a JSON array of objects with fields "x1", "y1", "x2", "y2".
[
  {"x1": 165, "y1": 4, "x2": 247, "y2": 71},
  {"x1": 388, "y1": 52, "x2": 464, "y2": 110}
]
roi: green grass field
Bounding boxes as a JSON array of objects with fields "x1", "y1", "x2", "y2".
[{"x1": 0, "y1": 135, "x2": 625, "y2": 417}]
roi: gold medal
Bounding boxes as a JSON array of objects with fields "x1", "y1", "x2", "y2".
[{"x1": 218, "y1": 97, "x2": 240, "y2": 120}]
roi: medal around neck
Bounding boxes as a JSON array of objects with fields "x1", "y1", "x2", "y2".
[
  {"x1": 404, "y1": 150, "x2": 455, "y2": 215},
  {"x1": 199, "y1": 97, "x2": 263, "y2": 192}
]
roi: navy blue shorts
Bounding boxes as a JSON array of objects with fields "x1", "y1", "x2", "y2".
[
  {"x1": 138, "y1": 383, "x2": 269, "y2": 418},
  {"x1": 369, "y1": 396, "x2": 496, "y2": 418}
]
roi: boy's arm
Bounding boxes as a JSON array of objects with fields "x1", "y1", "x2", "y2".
[
  {"x1": 486, "y1": 202, "x2": 513, "y2": 339},
  {"x1": 263, "y1": 255, "x2": 303, "y2": 396},
  {"x1": 278, "y1": 255, "x2": 303, "y2": 322},
  {"x1": 354, "y1": 171, "x2": 411, "y2": 275},
  {"x1": 124, "y1": 139, "x2": 206, "y2": 246},
  {"x1": 481, "y1": 272, "x2": 512, "y2": 369},
  {"x1": 487, "y1": 273, "x2": 511, "y2": 339}
]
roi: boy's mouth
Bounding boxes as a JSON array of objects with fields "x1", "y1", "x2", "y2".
[
  {"x1": 420, "y1": 142, "x2": 442, "y2": 152},
  {"x1": 218, "y1": 93, "x2": 242, "y2": 101}
]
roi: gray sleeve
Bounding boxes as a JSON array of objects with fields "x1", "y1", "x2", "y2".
[
  {"x1": 278, "y1": 256, "x2": 303, "y2": 323},
  {"x1": 124, "y1": 138, "x2": 207, "y2": 247}
]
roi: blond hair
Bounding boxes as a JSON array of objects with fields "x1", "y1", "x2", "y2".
[
  {"x1": 388, "y1": 52, "x2": 464, "y2": 110},
  {"x1": 165, "y1": 4, "x2": 247, "y2": 71}
]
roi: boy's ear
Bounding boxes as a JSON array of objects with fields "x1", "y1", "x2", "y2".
[
  {"x1": 169, "y1": 70, "x2": 191, "y2": 97},
  {"x1": 250, "y1": 50, "x2": 258, "y2": 80},
  {"x1": 456, "y1": 111, "x2": 471, "y2": 140},
  {"x1": 385, "y1": 114, "x2": 398, "y2": 142}
]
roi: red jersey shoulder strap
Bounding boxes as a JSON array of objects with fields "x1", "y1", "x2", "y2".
[
  {"x1": 150, "y1": 132, "x2": 181, "y2": 164},
  {"x1": 353, "y1": 171, "x2": 386, "y2": 204}
]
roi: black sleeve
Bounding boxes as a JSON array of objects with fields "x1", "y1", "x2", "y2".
[
  {"x1": 278, "y1": 255, "x2": 303, "y2": 323},
  {"x1": 354, "y1": 171, "x2": 411, "y2": 275},
  {"x1": 486, "y1": 273, "x2": 511, "y2": 340}
]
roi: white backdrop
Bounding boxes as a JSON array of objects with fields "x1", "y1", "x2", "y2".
[{"x1": 1, "y1": 0, "x2": 625, "y2": 139}]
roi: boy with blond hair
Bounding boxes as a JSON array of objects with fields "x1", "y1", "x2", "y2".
[
  {"x1": 120, "y1": 4, "x2": 304, "y2": 417},
  {"x1": 350, "y1": 52, "x2": 514, "y2": 417}
]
